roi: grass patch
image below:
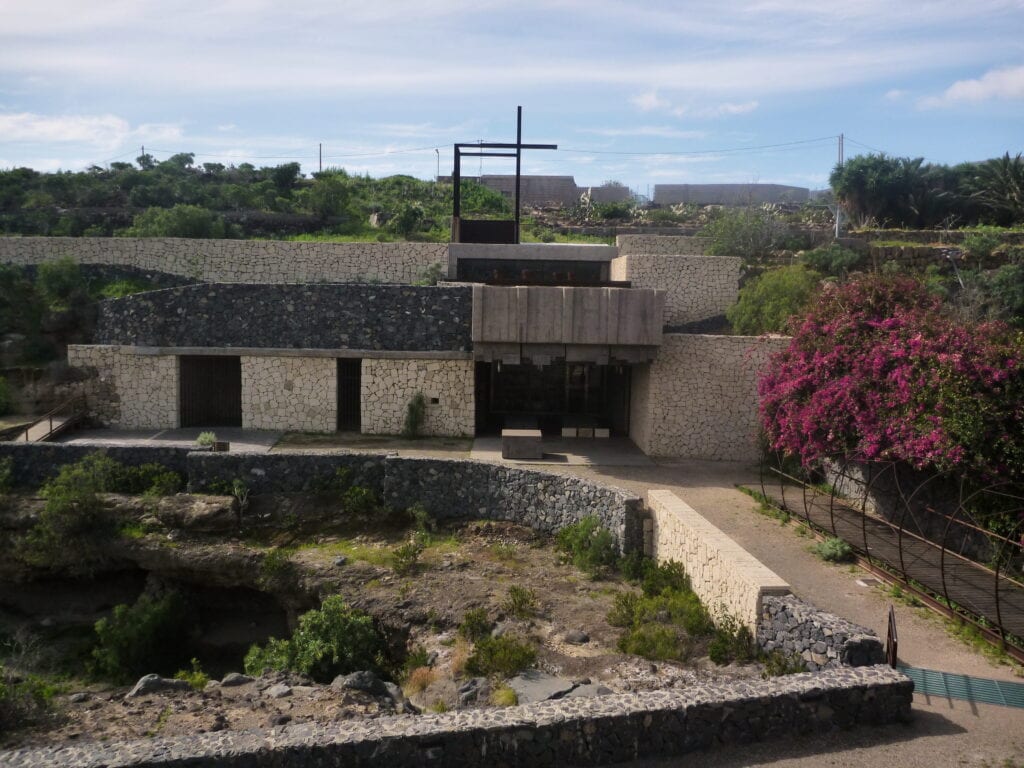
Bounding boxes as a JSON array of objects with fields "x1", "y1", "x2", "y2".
[
  {"x1": 813, "y1": 537, "x2": 854, "y2": 563},
  {"x1": 735, "y1": 485, "x2": 791, "y2": 524},
  {"x1": 464, "y1": 636, "x2": 536, "y2": 678},
  {"x1": 458, "y1": 608, "x2": 493, "y2": 642},
  {"x1": 490, "y1": 685, "x2": 518, "y2": 706}
]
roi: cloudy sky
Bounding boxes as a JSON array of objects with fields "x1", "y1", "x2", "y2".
[{"x1": 2, "y1": 0, "x2": 1023, "y2": 192}]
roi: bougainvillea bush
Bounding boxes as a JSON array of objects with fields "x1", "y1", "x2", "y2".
[{"x1": 758, "y1": 275, "x2": 1024, "y2": 484}]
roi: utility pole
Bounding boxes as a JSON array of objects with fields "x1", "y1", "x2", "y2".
[
  {"x1": 319, "y1": 143, "x2": 322, "y2": 173},
  {"x1": 435, "y1": 148, "x2": 440, "y2": 181},
  {"x1": 834, "y1": 133, "x2": 844, "y2": 239}
]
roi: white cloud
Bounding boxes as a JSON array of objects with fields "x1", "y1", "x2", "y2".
[
  {"x1": 884, "y1": 89, "x2": 907, "y2": 102},
  {"x1": 631, "y1": 91, "x2": 671, "y2": 111},
  {"x1": 918, "y1": 64, "x2": 1024, "y2": 108},
  {"x1": 672, "y1": 100, "x2": 759, "y2": 118},
  {"x1": 0, "y1": 113, "x2": 182, "y2": 151},
  {"x1": 578, "y1": 126, "x2": 708, "y2": 139}
]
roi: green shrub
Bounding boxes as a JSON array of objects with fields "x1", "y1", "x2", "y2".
[
  {"x1": 761, "y1": 649, "x2": 808, "y2": 678},
  {"x1": 402, "y1": 392, "x2": 427, "y2": 438},
  {"x1": 260, "y1": 548, "x2": 295, "y2": 582},
  {"x1": 392, "y1": 534, "x2": 425, "y2": 575},
  {"x1": 555, "y1": 517, "x2": 619, "y2": 577},
  {"x1": 0, "y1": 376, "x2": 10, "y2": 416},
  {"x1": 962, "y1": 226, "x2": 1003, "y2": 260},
  {"x1": 640, "y1": 560, "x2": 691, "y2": 597},
  {"x1": 490, "y1": 685, "x2": 518, "y2": 706},
  {"x1": 117, "y1": 463, "x2": 184, "y2": 495},
  {"x1": 124, "y1": 204, "x2": 228, "y2": 239},
  {"x1": 707, "y1": 613, "x2": 758, "y2": 665},
  {"x1": 458, "y1": 608, "x2": 493, "y2": 642},
  {"x1": 607, "y1": 592, "x2": 640, "y2": 628},
  {"x1": 799, "y1": 243, "x2": 864, "y2": 279},
  {"x1": 174, "y1": 658, "x2": 210, "y2": 691},
  {"x1": 98, "y1": 279, "x2": 155, "y2": 299},
  {"x1": 196, "y1": 431, "x2": 216, "y2": 447},
  {"x1": 726, "y1": 265, "x2": 821, "y2": 335},
  {"x1": 37, "y1": 257, "x2": 84, "y2": 310},
  {"x1": 90, "y1": 591, "x2": 194, "y2": 683},
  {"x1": 0, "y1": 665, "x2": 59, "y2": 730},
  {"x1": 813, "y1": 537, "x2": 855, "y2": 563},
  {"x1": 502, "y1": 586, "x2": 538, "y2": 619},
  {"x1": 618, "y1": 550, "x2": 648, "y2": 581},
  {"x1": 701, "y1": 206, "x2": 785, "y2": 262},
  {"x1": 0, "y1": 457, "x2": 12, "y2": 495},
  {"x1": 465, "y1": 635, "x2": 536, "y2": 677},
  {"x1": 20, "y1": 454, "x2": 121, "y2": 566},
  {"x1": 341, "y1": 486, "x2": 381, "y2": 518},
  {"x1": 243, "y1": 596, "x2": 388, "y2": 682},
  {"x1": 617, "y1": 624, "x2": 693, "y2": 662}
]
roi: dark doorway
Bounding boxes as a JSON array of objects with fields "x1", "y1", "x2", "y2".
[
  {"x1": 180, "y1": 356, "x2": 242, "y2": 427},
  {"x1": 475, "y1": 360, "x2": 630, "y2": 436},
  {"x1": 337, "y1": 359, "x2": 361, "y2": 431}
]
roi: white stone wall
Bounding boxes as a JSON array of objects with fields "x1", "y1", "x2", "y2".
[
  {"x1": 0, "y1": 237, "x2": 447, "y2": 285},
  {"x1": 630, "y1": 334, "x2": 788, "y2": 460},
  {"x1": 241, "y1": 356, "x2": 336, "y2": 433},
  {"x1": 361, "y1": 359, "x2": 474, "y2": 437},
  {"x1": 612, "y1": 254, "x2": 740, "y2": 326},
  {"x1": 647, "y1": 490, "x2": 791, "y2": 631},
  {"x1": 616, "y1": 235, "x2": 711, "y2": 256},
  {"x1": 67, "y1": 345, "x2": 179, "y2": 428}
]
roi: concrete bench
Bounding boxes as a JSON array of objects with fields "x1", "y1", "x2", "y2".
[{"x1": 501, "y1": 429, "x2": 543, "y2": 459}]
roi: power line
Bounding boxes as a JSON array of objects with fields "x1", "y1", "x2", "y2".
[
  {"x1": 559, "y1": 135, "x2": 838, "y2": 157},
  {"x1": 844, "y1": 137, "x2": 889, "y2": 154}
]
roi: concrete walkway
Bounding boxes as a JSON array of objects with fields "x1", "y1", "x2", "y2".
[{"x1": 550, "y1": 459, "x2": 1024, "y2": 768}]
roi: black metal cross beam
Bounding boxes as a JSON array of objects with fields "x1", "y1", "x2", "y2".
[{"x1": 451, "y1": 107, "x2": 557, "y2": 243}]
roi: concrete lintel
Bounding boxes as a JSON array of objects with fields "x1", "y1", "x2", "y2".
[
  {"x1": 450, "y1": 242, "x2": 619, "y2": 262},
  {"x1": 117, "y1": 346, "x2": 473, "y2": 361}
]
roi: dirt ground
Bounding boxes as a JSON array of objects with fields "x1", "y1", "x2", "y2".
[{"x1": 0, "y1": 504, "x2": 754, "y2": 751}]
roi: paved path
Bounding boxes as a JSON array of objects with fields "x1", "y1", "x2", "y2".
[{"x1": 548, "y1": 459, "x2": 1024, "y2": 768}]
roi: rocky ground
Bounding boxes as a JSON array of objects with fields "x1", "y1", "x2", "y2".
[{"x1": 0, "y1": 492, "x2": 758, "y2": 750}]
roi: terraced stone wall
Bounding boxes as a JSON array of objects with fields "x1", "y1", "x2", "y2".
[{"x1": 0, "y1": 237, "x2": 447, "y2": 285}]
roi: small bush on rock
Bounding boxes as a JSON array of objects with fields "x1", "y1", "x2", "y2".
[
  {"x1": 762, "y1": 649, "x2": 808, "y2": 678},
  {"x1": 617, "y1": 623, "x2": 693, "y2": 662},
  {"x1": 502, "y1": 586, "x2": 538, "y2": 619},
  {"x1": 465, "y1": 635, "x2": 536, "y2": 678},
  {"x1": 243, "y1": 596, "x2": 388, "y2": 683}
]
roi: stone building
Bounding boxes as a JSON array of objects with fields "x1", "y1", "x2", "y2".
[{"x1": 0, "y1": 235, "x2": 781, "y2": 461}]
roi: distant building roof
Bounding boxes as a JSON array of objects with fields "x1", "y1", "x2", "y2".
[{"x1": 653, "y1": 183, "x2": 809, "y2": 206}]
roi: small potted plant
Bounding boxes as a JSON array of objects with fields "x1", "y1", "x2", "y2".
[{"x1": 196, "y1": 431, "x2": 217, "y2": 451}]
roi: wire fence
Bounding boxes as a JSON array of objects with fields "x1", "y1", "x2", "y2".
[{"x1": 759, "y1": 452, "x2": 1024, "y2": 662}]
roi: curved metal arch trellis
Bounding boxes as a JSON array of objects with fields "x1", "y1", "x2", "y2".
[{"x1": 759, "y1": 450, "x2": 1024, "y2": 663}]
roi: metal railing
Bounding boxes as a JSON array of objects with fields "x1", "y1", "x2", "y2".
[
  {"x1": 760, "y1": 452, "x2": 1024, "y2": 663},
  {"x1": 19, "y1": 395, "x2": 85, "y2": 442}
]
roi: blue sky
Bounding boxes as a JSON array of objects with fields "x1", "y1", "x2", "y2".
[{"x1": 2, "y1": 0, "x2": 1023, "y2": 193}]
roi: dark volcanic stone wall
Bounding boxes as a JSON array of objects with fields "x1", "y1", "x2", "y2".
[{"x1": 96, "y1": 284, "x2": 472, "y2": 351}]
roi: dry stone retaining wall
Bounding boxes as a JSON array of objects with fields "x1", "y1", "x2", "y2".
[
  {"x1": 647, "y1": 490, "x2": 791, "y2": 631},
  {"x1": 616, "y1": 235, "x2": 711, "y2": 255},
  {"x1": 96, "y1": 284, "x2": 473, "y2": 352},
  {"x1": 0, "y1": 443, "x2": 192, "y2": 488},
  {"x1": 360, "y1": 359, "x2": 475, "y2": 437},
  {"x1": 241, "y1": 356, "x2": 336, "y2": 433},
  {"x1": 0, "y1": 666, "x2": 913, "y2": 768},
  {"x1": 630, "y1": 334, "x2": 787, "y2": 460},
  {"x1": 759, "y1": 595, "x2": 885, "y2": 671},
  {"x1": 0, "y1": 237, "x2": 446, "y2": 285}
]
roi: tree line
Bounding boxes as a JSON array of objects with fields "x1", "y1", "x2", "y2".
[
  {"x1": 0, "y1": 153, "x2": 510, "y2": 240},
  {"x1": 830, "y1": 152, "x2": 1024, "y2": 229}
]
